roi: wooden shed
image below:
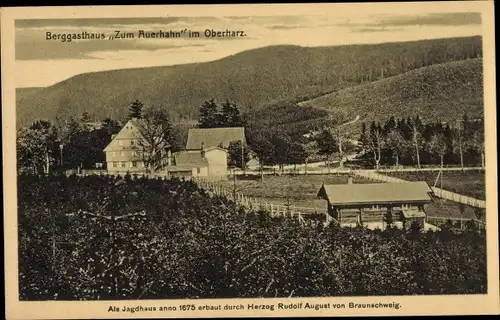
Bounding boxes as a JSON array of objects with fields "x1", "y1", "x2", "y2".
[{"x1": 317, "y1": 181, "x2": 435, "y2": 229}]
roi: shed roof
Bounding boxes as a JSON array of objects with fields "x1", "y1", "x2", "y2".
[
  {"x1": 402, "y1": 209, "x2": 427, "y2": 218},
  {"x1": 317, "y1": 182, "x2": 434, "y2": 206},
  {"x1": 165, "y1": 165, "x2": 201, "y2": 172},
  {"x1": 186, "y1": 127, "x2": 246, "y2": 150}
]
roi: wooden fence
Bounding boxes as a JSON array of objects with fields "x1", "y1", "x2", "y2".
[
  {"x1": 75, "y1": 171, "x2": 486, "y2": 227},
  {"x1": 375, "y1": 166, "x2": 484, "y2": 172},
  {"x1": 352, "y1": 170, "x2": 486, "y2": 209},
  {"x1": 427, "y1": 216, "x2": 486, "y2": 230},
  {"x1": 193, "y1": 177, "x2": 328, "y2": 224}
]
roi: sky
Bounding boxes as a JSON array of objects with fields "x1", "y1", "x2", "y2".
[{"x1": 15, "y1": 10, "x2": 483, "y2": 88}]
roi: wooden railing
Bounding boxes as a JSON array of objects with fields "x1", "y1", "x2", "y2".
[{"x1": 352, "y1": 170, "x2": 486, "y2": 208}]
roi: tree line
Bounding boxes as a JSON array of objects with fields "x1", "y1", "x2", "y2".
[
  {"x1": 17, "y1": 96, "x2": 486, "y2": 176},
  {"x1": 358, "y1": 113, "x2": 485, "y2": 169},
  {"x1": 197, "y1": 98, "x2": 487, "y2": 176},
  {"x1": 16, "y1": 101, "x2": 185, "y2": 174},
  {"x1": 17, "y1": 113, "x2": 121, "y2": 174}
]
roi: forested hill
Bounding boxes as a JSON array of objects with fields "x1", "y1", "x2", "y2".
[
  {"x1": 16, "y1": 87, "x2": 45, "y2": 101},
  {"x1": 16, "y1": 36, "x2": 481, "y2": 128},
  {"x1": 300, "y1": 58, "x2": 484, "y2": 123}
]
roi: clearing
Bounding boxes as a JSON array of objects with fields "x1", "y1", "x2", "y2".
[
  {"x1": 381, "y1": 170, "x2": 486, "y2": 200},
  {"x1": 217, "y1": 173, "x2": 484, "y2": 221}
]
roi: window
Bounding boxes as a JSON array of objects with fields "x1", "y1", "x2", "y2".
[
  {"x1": 112, "y1": 152, "x2": 116, "y2": 157},
  {"x1": 119, "y1": 140, "x2": 123, "y2": 146},
  {"x1": 121, "y1": 151, "x2": 125, "y2": 156},
  {"x1": 131, "y1": 161, "x2": 137, "y2": 167},
  {"x1": 131, "y1": 140, "x2": 134, "y2": 145},
  {"x1": 121, "y1": 162, "x2": 126, "y2": 168},
  {"x1": 112, "y1": 162, "x2": 118, "y2": 168},
  {"x1": 197, "y1": 168, "x2": 201, "y2": 174}
]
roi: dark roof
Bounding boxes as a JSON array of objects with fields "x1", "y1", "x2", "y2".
[
  {"x1": 186, "y1": 127, "x2": 246, "y2": 150},
  {"x1": 174, "y1": 151, "x2": 209, "y2": 167},
  {"x1": 317, "y1": 182, "x2": 434, "y2": 205}
]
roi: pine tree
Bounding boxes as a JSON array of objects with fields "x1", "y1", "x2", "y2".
[
  {"x1": 198, "y1": 99, "x2": 219, "y2": 128},
  {"x1": 128, "y1": 100, "x2": 144, "y2": 119},
  {"x1": 383, "y1": 116, "x2": 396, "y2": 135},
  {"x1": 221, "y1": 100, "x2": 244, "y2": 127},
  {"x1": 316, "y1": 129, "x2": 338, "y2": 173},
  {"x1": 462, "y1": 112, "x2": 470, "y2": 135}
]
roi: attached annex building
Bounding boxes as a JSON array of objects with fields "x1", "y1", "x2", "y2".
[
  {"x1": 103, "y1": 120, "x2": 244, "y2": 180},
  {"x1": 165, "y1": 146, "x2": 228, "y2": 180},
  {"x1": 317, "y1": 179, "x2": 439, "y2": 231}
]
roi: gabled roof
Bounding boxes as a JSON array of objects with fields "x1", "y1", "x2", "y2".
[
  {"x1": 174, "y1": 150, "x2": 209, "y2": 167},
  {"x1": 186, "y1": 127, "x2": 246, "y2": 150},
  {"x1": 104, "y1": 119, "x2": 146, "y2": 152},
  {"x1": 128, "y1": 118, "x2": 148, "y2": 136},
  {"x1": 204, "y1": 146, "x2": 228, "y2": 153},
  {"x1": 317, "y1": 182, "x2": 434, "y2": 206}
]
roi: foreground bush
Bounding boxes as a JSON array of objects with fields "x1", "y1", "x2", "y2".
[{"x1": 18, "y1": 174, "x2": 487, "y2": 300}]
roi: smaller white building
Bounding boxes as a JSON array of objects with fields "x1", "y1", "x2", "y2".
[{"x1": 171, "y1": 146, "x2": 228, "y2": 180}]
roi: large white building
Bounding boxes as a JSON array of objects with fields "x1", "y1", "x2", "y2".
[{"x1": 103, "y1": 118, "x2": 153, "y2": 172}]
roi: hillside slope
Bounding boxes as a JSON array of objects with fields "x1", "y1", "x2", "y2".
[
  {"x1": 16, "y1": 36, "x2": 482, "y2": 128},
  {"x1": 301, "y1": 58, "x2": 484, "y2": 122},
  {"x1": 16, "y1": 87, "x2": 45, "y2": 101}
]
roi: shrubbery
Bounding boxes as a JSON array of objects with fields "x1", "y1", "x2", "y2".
[{"x1": 18, "y1": 174, "x2": 487, "y2": 300}]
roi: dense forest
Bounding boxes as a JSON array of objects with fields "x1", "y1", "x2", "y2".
[
  {"x1": 19, "y1": 174, "x2": 486, "y2": 300},
  {"x1": 16, "y1": 36, "x2": 482, "y2": 128}
]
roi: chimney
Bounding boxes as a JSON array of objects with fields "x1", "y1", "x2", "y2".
[
  {"x1": 347, "y1": 175, "x2": 353, "y2": 185},
  {"x1": 201, "y1": 142, "x2": 205, "y2": 158},
  {"x1": 167, "y1": 149, "x2": 172, "y2": 166}
]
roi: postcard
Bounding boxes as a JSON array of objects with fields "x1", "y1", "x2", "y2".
[{"x1": 2, "y1": 2, "x2": 499, "y2": 319}]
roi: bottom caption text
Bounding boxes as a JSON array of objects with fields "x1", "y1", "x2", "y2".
[{"x1": 108, "y1": 301, "x2": 402, "y2": 314}]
